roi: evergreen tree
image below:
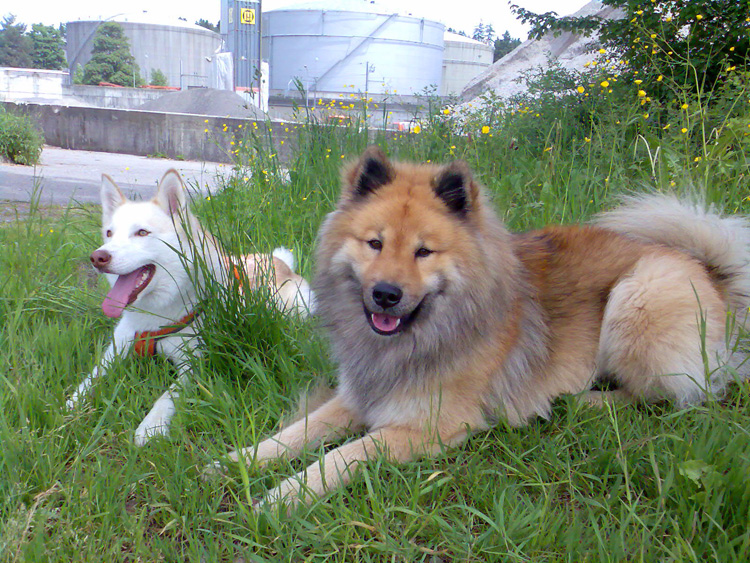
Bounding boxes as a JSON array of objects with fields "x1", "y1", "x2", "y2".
[
  {"x1": 82, "y1": 22, "x2": 143, "y2": 87},
  {"x1": 149, "y1": 68, "x2": 168, "y2": 86},
  {"x1": 72, "y1": 64, "x2": 84, "y2": 85},
  {"x1": 0, "y1": 15, "x2": 32, "y2": 68},
  {"x1": 472, "y1": 21, "x2": 497, "y2": 46},
  {"x1": 29, "y1": 23, "x2": 66, "y2": 70},
  {"x1": 493, "y1": 30, "x2": 522, "y2": 61},
  {"x1": 472, "y1": 22, "x2": 486, "y2": 43},
  {"x1": 195, "y1": 18, "x2": 219, "y2": 33}
]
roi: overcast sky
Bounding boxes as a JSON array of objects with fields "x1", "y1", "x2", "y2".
[{"x1": 6, "y1": 0, "x2": 591, "y2": 41}]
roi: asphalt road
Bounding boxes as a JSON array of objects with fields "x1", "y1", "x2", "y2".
[{"x1": 0, "y1": 146, "x2": 231, "y2": 207}]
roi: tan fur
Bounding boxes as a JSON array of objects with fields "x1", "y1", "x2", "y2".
[
  {"x1": 213, "y1": 148, "x2": 750, "y2": 511},
  {"x1": 230, "y1": 254, "x2": 311, "y2": 315}
]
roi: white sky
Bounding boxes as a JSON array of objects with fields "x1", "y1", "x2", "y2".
[{"x1": 6, "y1": 0, "x2": 590, "y2": 40}]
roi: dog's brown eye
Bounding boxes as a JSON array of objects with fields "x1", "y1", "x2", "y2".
[
  {"x1": 367, "y1": 239, "x2": 382, "y2": 251},
  {"x1": 105, "y1": 229, "x2": 112, "y2": 238},
  {"x1": 136, "y1": 229, "x2": 150, "y2": 237},
  {"x1": 415, "y1": 247, "x2": 433, "y2": 258}
]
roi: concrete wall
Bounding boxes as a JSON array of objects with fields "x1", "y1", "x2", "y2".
[
  {"x1": 2, "y1": 101, "x2": 293, "y2": 164},
  {"x1": 0, "y1": 67, "x2": 67, "y2": 103},
  {"x1": 0, "y1": 68, "x2": 178, "y2": 109}
]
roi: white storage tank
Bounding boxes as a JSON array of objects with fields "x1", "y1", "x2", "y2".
[
  {"x1": 441, "y1": 32, "x2": 493, "y2": 97},
  {"x1": 67, "y1": 14, "x2": 222, "y2": 89},
  {"x1": 262, "y1": 0, "x2": 445, "y2": 96}
]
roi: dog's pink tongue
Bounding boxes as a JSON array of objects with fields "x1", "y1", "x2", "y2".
[
  {"x1": 371, "y1": 313, "x2": 401, "y2": 333},
  {"x1": 102, "y1": 270, "x2": 144, "y2": 318}
]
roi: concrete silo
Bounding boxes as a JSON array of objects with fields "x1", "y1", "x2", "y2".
[
  {"x1": 262, "y1": 0, "x2": 445, "y2": 96},
  {"x1": 66, "y1": 14, "x2": 222, "y2": 89},
  {"x1": 441, "y1": 32, "x2": 493, "y2": 96}
]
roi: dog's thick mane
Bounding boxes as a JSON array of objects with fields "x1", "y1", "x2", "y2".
[{"x1": 314, "y1": 160, "x2": 549, "y2": 425}]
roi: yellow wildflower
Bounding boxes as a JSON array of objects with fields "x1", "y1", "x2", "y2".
[
  {"x1": 638, "y1": 90, "x2": 646, "y2": 97},
  {"x1": 481, "y1": 125, "x2": 490, "y2": 134},
  {"x1": 577, "y1": 86, "x2": 585, "y2": 93},
  {"x1": 600, "y1": 80, "x2": 610, "y2": 88}
]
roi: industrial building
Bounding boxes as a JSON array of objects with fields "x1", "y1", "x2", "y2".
[
  {"x1": 62, "y1": 2, "x2": 495, "y2": 114},
  {"x1": 441, "y1": 32, "x2": 493, "y2": 97},
  {"x1": 260, "y1": 0, "x2": 445, "y2": 97},
  {"x1": 66, "y1": 13, "x2": 222, "y2": 89}
]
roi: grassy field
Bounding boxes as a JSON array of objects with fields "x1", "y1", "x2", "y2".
[{"x1": 2, "y1": 78, "x2": 750, "y2": 562}]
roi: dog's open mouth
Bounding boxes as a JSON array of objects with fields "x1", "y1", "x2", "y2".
[
  {"x1": 102, "y1": 265, "x2": 156, "y2": 318},
  {"x1": 365, "y1": 302, "x2": 422, "y2": 336}
]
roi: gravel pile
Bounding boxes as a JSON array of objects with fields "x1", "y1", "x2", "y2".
[{"x1": 138, "y1": 88, "x2": 268, "y2": 119}]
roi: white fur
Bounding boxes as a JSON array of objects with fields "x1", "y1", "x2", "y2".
[
  {"x1": 272, "y1": 247, "x2": 296, "y2": 271},
  {"x1": 68, "y1": 170, "x2": 312, "y2": 446},
  {"x1": 595, "y1": 194, "x2": 750, "y2": 313}
]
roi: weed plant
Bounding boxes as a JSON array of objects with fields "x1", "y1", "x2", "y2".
[
  {"x1": 2, "y1": 43, "x2": 750, "y2": 561},
  {"x1": 0, "y1": 110, "x2": 44, "y2": 165}
]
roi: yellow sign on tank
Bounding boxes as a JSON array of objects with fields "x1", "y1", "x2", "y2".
[{"x1": 241, "y1": 8, "x2": 256, "y2": 25}]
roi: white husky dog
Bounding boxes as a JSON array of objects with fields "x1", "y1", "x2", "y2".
[{"x1": 68, "y1": 169, "x2": 314, "y2": 445}]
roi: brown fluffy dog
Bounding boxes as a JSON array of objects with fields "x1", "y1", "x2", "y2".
[{"x1": 213, "y1": 146, "x2": 750, "y2": 509}]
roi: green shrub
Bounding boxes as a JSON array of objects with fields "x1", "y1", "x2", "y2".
[
  {"x1": 149, "y1": 68, "x2": 168, "y2": 87},
  {"x1": 0, "y1": 110, "x2": 44, "y2": 165}
]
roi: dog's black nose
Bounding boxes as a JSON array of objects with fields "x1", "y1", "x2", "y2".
[
  {"x1": 90, "y1": 249, "x2": 112, "y2": 269},
  {"x1": 372, "y1": 282, "x2": 402, "y2": 309}
]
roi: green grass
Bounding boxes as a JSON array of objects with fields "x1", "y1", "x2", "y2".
[{"x1": 2, "y1": 85, "x2": 750, "y2": 562}]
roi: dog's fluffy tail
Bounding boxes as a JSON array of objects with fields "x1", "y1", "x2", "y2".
[
  {"x1": 272, "y1": 246, "x2": 317, "y2": 315},
  {"x1": 595, "y1": 194, "x2": 750, "y2": 312},
  {"x1": 273, "y1": 247, "x2": 297, "y2": 272}
]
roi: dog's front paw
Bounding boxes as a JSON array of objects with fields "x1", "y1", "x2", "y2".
[
  {"x1": 134, "y1": 419, "x2": 170, "y2": 446},
  {"x1": 134, "y1": 413, "x2": 173, "y2": 446},
  {"x1": 258, "y1": 475, "x2": 315, "y2": 514},
  {"x1": 134, "y1": 396, "x2": 176, "y2": 446}
]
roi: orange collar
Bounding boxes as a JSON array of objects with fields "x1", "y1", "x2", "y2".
[{"x1": 133, "y1": 311, "x2": 197, "y2": 357}]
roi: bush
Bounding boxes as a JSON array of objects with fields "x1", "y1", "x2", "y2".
[
  {"x1": 0, "y1": 110, "x2": 44, "y2": 165},
  {"x1": 149, "y1": 68, "x2": 168, "y2": 87}
]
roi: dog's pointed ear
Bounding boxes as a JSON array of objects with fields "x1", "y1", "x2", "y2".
[
  {"x1": 343, "y1": 145, "x2": 395, "y2": 201},
  {"x1": 432, "y1": 160, "x2": 478, "y2": 217},
  {"x1": 100, "y1": 174, "x2": 126, "y2": 223},
  {"x1": 154, "y1": 169, "x2": 187, "y2": 217}
]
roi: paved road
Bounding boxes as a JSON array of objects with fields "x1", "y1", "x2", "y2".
[{"x1": 0, "y1": 146, "x2": 231, "y2": 206}]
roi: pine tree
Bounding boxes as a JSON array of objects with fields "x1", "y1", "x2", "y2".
[
  {"x1": 149, "y1": 68, "x2": 168, "y2": 86},
  {"x1": 29, "y1": 23, "x2": 66, "y2": 70},
  {"x1": 195, "y1": 19, "x2": 219, "y2": 33},
  {"x1": 0, "y1": 15, "x2": 32, "y2": 68},
  {"x1": 472, "y1": 22, "x2": 486, "y2": 43},
  {"x1": 493, "y1": 30, "x2": 521, "y2": 62},
  {"x1": 82, "y1": 22, "x2": 143, "y2": 87}
]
